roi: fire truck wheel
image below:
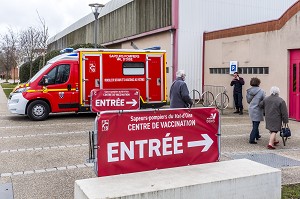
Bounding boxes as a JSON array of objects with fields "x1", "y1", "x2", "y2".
[{"x1": 27, "y1": 100, "x2": 50, "y2": 121}]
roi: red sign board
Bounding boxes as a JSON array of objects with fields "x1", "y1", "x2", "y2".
[
  {"x1": 96, "y1": 107, "x2": 220, "y2": 177},
  {"x1": 90, "y1": 89, "x2": 140, "y2": 112}
]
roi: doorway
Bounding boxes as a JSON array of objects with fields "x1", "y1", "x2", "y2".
[{"x1": 289, "y1": 50, "x2": 300, "y2": 121}]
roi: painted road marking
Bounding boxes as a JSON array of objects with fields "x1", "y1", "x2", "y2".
[
  {"x1": 0, "y1": 131, "x2": 86, "y2": 139},
  {"x1": 0, "y1": 122, "x2": 91, "y2": 129},
  {"x1": 0, "y1": 144, "x2": 88, "y2": 153},
  {"x1": 0, "y1": 163, "x2": 94, "y2": 177}
]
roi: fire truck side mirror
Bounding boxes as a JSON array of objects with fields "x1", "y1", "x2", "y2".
[{"x1": 41, "y1": 75, "x2": 49, "y2": 85}]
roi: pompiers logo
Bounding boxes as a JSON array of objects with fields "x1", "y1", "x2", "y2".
[
  {"x1": 102, "y1": 120, "x2": 109, "y2": 131},
  {"x1": 59, "y1": 92, "x2": 64, "y2": 99},
  {"x1": 206, "y1": 113, "x2": 216, "y2": 123},
  {"x1": 89, "y1": 63, "x2": 96, "y2": 73},
  {"x1": 42, "y1": 86, "x2": 48, "y2": 93}
]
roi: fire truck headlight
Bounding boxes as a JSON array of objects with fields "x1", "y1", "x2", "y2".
[{"x1": 14, "y1": 87, "x2": 30, "y2": 93}]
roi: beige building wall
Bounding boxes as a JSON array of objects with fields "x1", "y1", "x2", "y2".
[{"x1": 204, "y1": 5, "x2": 300, "y2": 110}]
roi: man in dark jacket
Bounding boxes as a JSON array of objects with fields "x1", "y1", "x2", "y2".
[
  {"x1": 230, "y1": 72, "x2": 245, "y2": 114},
  {"x1": 170, "y1": 70, "x2": 193, "y2": 108}
]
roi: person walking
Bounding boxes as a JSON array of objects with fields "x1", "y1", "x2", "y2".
[
  {"x1": 246, "y1": 77, "x2": 265, "y2": 144},
  {"x1": 259, "y1": 86, "x2": 288, "y2": 149},
  {"x1": 230, "y1": 72, "x2": 245, "y2": 115},
  {"x1": 169, "y1": 70, "x2": 193, "y2": 108}
]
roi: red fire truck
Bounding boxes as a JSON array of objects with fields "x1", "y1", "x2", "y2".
[{"x1": 8, "y1": 48, "x2": 167, "y2": 120}]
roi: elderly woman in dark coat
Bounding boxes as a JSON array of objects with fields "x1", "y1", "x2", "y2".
[
  {"x1": 259, "y1": 86, "x2": 288, "y2": 149},
  {"x1": 246, "y1": 77, "x2": 265, "y2": 144}
]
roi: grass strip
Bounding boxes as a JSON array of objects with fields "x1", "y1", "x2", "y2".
[
  {"x1": 0, "y1": 83, "x2": 18, "y2": 98},
  {"x1": 282, "y1": 183, "x2": 300, "y2": 199}
]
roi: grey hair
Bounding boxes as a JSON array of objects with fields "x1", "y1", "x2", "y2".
[
  {"x1": 176, "y1": 70, "x2": 186, "y2": 78},
  {"x1": 270, "y1": 86, "x2": 280, "y2": 95}
]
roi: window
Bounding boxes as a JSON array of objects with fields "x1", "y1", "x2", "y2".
[
  {"x1": 221, "y1": 68, "x2": 225, "y2": 74},
  {"x1": 293, "y1": 64, "x2": 296, "y2": 92},
  {"x1": 209, "y1": 67, "x2": 269, "y2": 74},
  {"x1": 253, "y1": 67, "x2": 258, "y2": 74},
  {"x1": 123, "y1": 62, "x2": 145, "y2": 75},
  {"x1": 238, "y1": 68, "x2": 242, "y2": 74},
  {"x1": 248, "y1": 68, "x2": 253, "y2": 74},
  {"x1": 264, "y1": 67, "x2": 269, "y2": 74},
  {"x1": 44, "y1": 64, "x2": 70, "y2": 85}
]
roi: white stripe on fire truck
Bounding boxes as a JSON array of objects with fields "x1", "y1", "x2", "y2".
[{"x1": 0, "y1": 163, "x2": 94, "y2": 177}]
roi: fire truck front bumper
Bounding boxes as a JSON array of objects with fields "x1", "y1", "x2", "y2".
[{"x1": 7, "y1": 93, "x2": 28, "y2": 115}]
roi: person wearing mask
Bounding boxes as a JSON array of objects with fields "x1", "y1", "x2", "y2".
[
  {"x1": 230, "y1": 72, "x2": 245, "y2": 115},
  {"x1": 246, "y1": 77, "x2": 265, "y2": 144},
  {"x1": 169, "y1": 70, "x2": 193, "y2": 108},
  {"x1": 259, "y1": 86, "x2": 288, "y2": 149}
]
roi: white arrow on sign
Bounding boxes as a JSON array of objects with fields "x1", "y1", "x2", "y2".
[
  {"x1": 187, "y1": 134, "x2": 213, "y2": 152},
  {"x1": 126, "y1": 99, "x2": 137, "y2": 106}
]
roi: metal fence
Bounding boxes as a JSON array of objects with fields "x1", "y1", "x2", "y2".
[
  {"x1": 190, "y1": 85, "x2": 229, "y2": 114},
  {"x1": 204, "y1": 85, "x2": 226, "y2": 99}
]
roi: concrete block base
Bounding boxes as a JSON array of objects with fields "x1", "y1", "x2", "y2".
[{"x1": 74, "y1": 159, "x2": 281, "y2": 199}]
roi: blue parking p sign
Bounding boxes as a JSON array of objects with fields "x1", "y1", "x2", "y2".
[
  {"x1": 229, "y1": 61, "x2": 238, "y2": 74},
  {"x1": 231, "y1": 64, "x2": 236, "y2": 71}
]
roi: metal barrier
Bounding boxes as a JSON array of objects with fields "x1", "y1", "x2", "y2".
[
  {"x1": 189, "y1": 86, "x2": 229, "y2": 114},
  {"x1": 204, "y1": 85, "x2": 226, "y2": 99},
  {"x1": 215, "y1": 91, "x2": 229, "y2": 114},
  {"x1": 203, "y1": 85, "x2": 229, "y2": 114},
  {"x1": 190, "y1": 89, "x2": 215, "y2": 107}
]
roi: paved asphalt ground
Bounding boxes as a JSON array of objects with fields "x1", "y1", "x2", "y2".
[{"x1": 0, "y1": 84, "x2": 300, "y2": 199}]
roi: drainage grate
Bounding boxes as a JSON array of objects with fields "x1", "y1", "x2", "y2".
[
  {"x1": 229, "y1": 153, "x2": 300, "y2": 168},
  {"x1": 0, "y1": 183, "x2": 13, "y2": 199}
]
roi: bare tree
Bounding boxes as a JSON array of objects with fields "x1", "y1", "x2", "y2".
[
  {"x1": 18, "y1": 11, "x2": 49, "y2": 78},
  {"x1": 36, "y1": 10, "x2": 49, "y2": 69},
  {"x1": 19, "y1": 27, "x2": 42, "y2": 78},
  {"x1": 0, "y1": 12, "x2": 49, "y2": 82},
  {"x1": 0, "y1": 28, "x2": 18, "y2": 82}
]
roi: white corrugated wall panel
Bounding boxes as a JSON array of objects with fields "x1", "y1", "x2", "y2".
[{"x1": 177, "y1": 0, "x2": 298, "y2": 93}]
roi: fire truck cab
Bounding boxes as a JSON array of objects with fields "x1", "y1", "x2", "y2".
[{"x1": 8, "y1": 48, "x2": 167, "y2": 120}]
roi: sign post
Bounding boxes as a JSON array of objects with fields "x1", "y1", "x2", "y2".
[
  {"x1": 230, "y1": 61, "x2": 238, "y2": 74},
  {"x1": 94, "y1": 107, "x2": 220, "y2": 177}
]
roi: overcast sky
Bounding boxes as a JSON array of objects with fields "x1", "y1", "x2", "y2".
[{"x1": 0, "y1": 0, "x2": 111, "y2": 38}]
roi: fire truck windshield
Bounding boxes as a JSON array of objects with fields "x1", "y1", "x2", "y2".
[
  {"x1": 29, "y1": 63, "x2": 52, "y2": 83},
  {"x1": 28, "y1": 52, "x2": 78, "y2": 84}
]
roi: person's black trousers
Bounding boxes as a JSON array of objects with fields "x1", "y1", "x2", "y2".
[{"x1": 233, "y1": 92, "x2": 243, "y2": 110}]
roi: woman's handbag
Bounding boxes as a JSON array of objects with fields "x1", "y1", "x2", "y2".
[{"x1": 280, "y1": 124, "x2": 291, "y2": 146}]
